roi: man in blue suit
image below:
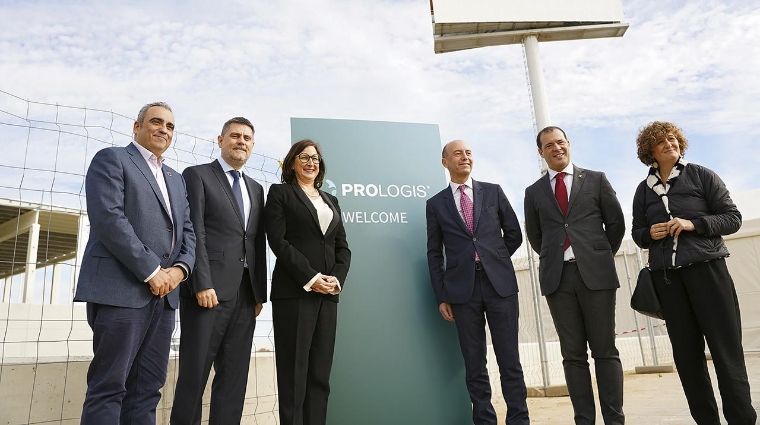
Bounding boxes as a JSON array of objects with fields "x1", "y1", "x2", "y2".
[
  {"x1": 74, "y1": 102, "x2": 196, "y2": 424},
  {"x1": 426, "y1": 139, "x2": 529, "y2": 425}
]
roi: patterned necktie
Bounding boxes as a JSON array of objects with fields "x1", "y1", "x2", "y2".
[
  {"x1": 459, "y1": 185, "x2": 480, "y2": 261},
  {"x1": 554, "y1": 172, "x2": 570, "y2": 251},
  {"x1": 459, "y1": 185, "x2": 473, "y2": 233},
  {"x1": 229, "y1": 170, "x2": 245, "y2": 220}
]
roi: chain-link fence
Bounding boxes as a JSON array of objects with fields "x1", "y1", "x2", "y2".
[{"x1": 0, "y1": 90, "x2": 674, "y2": 424}]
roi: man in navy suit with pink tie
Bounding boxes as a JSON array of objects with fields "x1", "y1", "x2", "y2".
[{"x1": 426, "y1": 139, "x2": 529, "y2": 425}]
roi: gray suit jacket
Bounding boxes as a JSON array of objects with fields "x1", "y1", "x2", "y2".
[
  {"x1": 524, "y1": 166, "x2": 624, "y2": 296},
  {"x1": 181, "y1": 160, "x2": 267, "y2": 303},
  {"x1": 74, "y1": 143, "x2": 196, "y2": 309}
]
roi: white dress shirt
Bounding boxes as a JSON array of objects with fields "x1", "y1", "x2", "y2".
[
  {"x1": 547, "y1": 162, "x2": 576, "y2": 261},
  {"x1": 218, "y1": 158, "x2": 251, "y2": 230},
  {"x1": 302, "y1": 191, "x2": 341, "y2": 295},
  {"x1": 449, "y1": 177, "x2": 474, "y2": 223},
  {"x1": 131, "y1": 142, "x2": 189, "y2": 282}
]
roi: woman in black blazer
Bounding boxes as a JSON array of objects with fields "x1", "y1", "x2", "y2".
[{"x1": 265, "y1": 139, "x2": 351, "y2": 425}]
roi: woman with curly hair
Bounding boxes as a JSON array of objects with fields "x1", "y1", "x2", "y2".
[{"x1": 631, "y1": 121, "x2": 755, "y2": 424}]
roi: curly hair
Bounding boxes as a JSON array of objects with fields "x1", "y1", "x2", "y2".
[
  {"x1": 635, "y1": 121, "x2": 689, "y2": 166},
  {"x1": 280, "y1": 139, "x2": 326, "y2": 188}
]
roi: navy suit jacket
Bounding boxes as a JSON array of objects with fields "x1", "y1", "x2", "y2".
[
  {"x1": 524, "y1": 166, "x2": 625, "y2": 296},
  {"x1": 426, "y1": 180, "x2": 522, "y2": 305},
  {"x1": 180, "y1": 160, "x2": 267, "y2": 302},
  {"x1": 74, "y1": 143, "x2": 196, "y2": 309}
]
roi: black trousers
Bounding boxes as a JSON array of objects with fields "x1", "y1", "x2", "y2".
[
  {"x1": 655, "y1": 258, "x2": 756, "y2": 425},
  {"x1": 450, "y1": 268, "x2": 529, "y2": 425},
  {"x1": 545, "y1": 261, "x2": 624, "y2": 425},
  {"x1": 171, "y1": 273, "x2": 256, "y2": 425},
  {"x1": 273, "y1": 296, "x2": 338, "y2": 425}
]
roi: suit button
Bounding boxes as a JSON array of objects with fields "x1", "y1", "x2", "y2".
[
  {"x1": 473, "y1": 237, "x2": 477, "y2": 242},
  {"x1": 564, "y1": 224, "x2": 569, "y2": 228},
  {"x1": 244, "y1": 236, "x2": 247, "y2": 240},
  {"x1": 167, "y1": 227, "x2": 172, "y2": 232},
  {"x1": 162, "y1": 253, "x2": 169, "y2": 259},
  {"x1": 320, "y1": 241, "x2": 325, "y2": 245},
  {"x1": 239, "y1": 258, "x2": 244, "y2": 262}
]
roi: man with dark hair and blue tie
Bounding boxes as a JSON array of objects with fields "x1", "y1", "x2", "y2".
[
  {"x1": 426, "y1": 139, "x2": 529, "y2": 425},
  {"x1": 171, "y1": 117, "x2": 267, "y2": 425},
  {"x1": 75, "y1": 101, "x2": 196, "y2": 424}
]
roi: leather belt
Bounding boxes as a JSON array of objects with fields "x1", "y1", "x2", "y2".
[
  {"x1": 565, "y1": 258, "x2": 577, "y2": 263},
  {"x1": 475, "y1": 261, "x2": 483, "y2": 270}
]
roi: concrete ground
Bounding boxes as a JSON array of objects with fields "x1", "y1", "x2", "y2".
[{"x1": 496, "y1": 353, "x2": 760, "y2": 425}]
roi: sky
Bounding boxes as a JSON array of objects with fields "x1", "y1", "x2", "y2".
[
  {"x1": 1, "y1": 0, "x2": 759, "y2": 223},
  {"x1": 1, "y1": 0, "x2": 759, "y2": 349}
]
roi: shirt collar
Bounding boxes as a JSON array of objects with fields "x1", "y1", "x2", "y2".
[
  {"x1": 132, "y1": 141, "x2": 164, "y2": 166},
  {"x1": 547, "y1": 162, "x2": 574, "y2": 180},
  {"x1": 449, "y1": 177, "x2": 473, "y2": 194},
  {"x1": 218, "y1": 157, "x2": 241, "y2": 175}
]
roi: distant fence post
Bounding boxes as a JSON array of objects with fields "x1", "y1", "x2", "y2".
[
  {"x1": 621, "y1": 242, "x2": 647, "y2": 366},
  {"x1": 634, "y1": 247, "x2": 660, "y2": 365},
  {"x1": 525, "y1": 236, "x2": 551, "y2": 389}
]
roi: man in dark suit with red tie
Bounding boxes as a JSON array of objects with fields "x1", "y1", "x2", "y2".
[
  {"x1": 171, "y1": 117, "x2": 267, "y2": 425},
  {"x1": 426, "y1": 139, "x2": 529, "y2": 425},
  {"x1": 524, "y1": 126, "x2": 625, "y2": 425}
]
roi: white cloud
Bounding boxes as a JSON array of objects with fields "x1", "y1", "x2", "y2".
[{"x1": 0, "y1": 0, "x2": 758, "y2": 219}]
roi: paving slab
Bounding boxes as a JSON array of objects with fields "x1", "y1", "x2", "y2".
[{"x1": 496, "y1": 353, "x2": 760, "y2": 424}]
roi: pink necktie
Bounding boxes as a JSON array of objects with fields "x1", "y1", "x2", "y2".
[
  {"x1": 459, "y1": 185, "x2": 480, "y2": 261},
  {"x1": 459, "y1": 185, "x2": 473, "y2": 233},
  {"x1": 555, "y1": 172, "x2": 570, "y2": 251}
]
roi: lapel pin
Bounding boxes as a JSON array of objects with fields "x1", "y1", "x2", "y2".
[
  {"x1": 166, "y1": 171, "x2": 172, "y2": 177},
  {"x1": 578, "y1": 174, "x2": 583, "y2": 179}
]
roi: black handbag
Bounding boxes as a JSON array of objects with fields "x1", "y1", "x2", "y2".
[{"x1": 630, "y1": 267, "x2": 665, "y2": 320}]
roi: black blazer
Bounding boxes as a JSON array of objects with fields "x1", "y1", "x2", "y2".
[
  {"x1": 181, "y1": 160, "x2": 267, "y2": 303},
  {"x1": 265, "y1": 183, "x2": 351, "y2": 302}
]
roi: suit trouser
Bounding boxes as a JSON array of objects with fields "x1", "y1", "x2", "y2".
[
  {"x1": 273, "y1": 296, "x2": 338, "y2": 425},
  {"x1": 450, "y1": 267, "x2": 529, "y2": 425},
  {"x1": 545, "y1": 261, "x2": 624, "y2": 425},
  {"x1": 654, "y1": 258, "x2": 755, "y2": 425},
  {"x1": 170, "y1": 272, "x2": 256, "y2": 425},
  {"x1": 81, "y1": 297, "x2": 174, "y2": 425}
]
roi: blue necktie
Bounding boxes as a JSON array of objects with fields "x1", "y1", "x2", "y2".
[{"x1": 229, "y1": 170, "x2": 245, "y2": 219}]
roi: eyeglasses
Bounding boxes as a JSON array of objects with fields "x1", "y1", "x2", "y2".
[{"x1": 297, "y1": 153, "x2": 321, "y2": 164}]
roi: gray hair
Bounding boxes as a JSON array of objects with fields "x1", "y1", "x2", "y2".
[{"x1": 136, "y1": 101, "x2": 172, "y2": 125}]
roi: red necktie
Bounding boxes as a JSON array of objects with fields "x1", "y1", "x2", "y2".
[{"x1": 554, "y1": 172, "x2": 570, "y2": 251}]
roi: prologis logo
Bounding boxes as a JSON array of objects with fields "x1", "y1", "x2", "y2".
[
  {"x1": 323, "y1": 179, "x2": 338, "y2": 196},
  {"x1": 341, "y1": 183, "x2": 429, "y2": 198},
  {"x1": 323, "y1": 180, "x2": 429, "y2": 198}
]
